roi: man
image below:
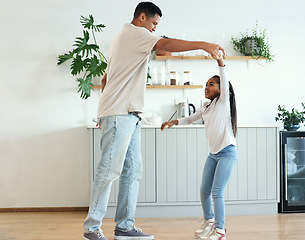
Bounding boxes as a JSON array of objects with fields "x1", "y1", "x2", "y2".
[{"x1": 83, "y1": 2, "x2": 225, "y2": 240}]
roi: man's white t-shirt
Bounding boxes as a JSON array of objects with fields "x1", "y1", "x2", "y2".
[{"x1": 97, "y1": 23, "x2": 161, "y2": 118}]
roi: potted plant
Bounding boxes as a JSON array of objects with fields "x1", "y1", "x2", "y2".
[
  {"x1": 231, "y1": 22, "x2": 275, "y2": 63},
  {"x1": 275, "y1": 103, "x2": 305, "y2": 131},
  {"x1": 57, "y1": 15, "x2": 107, "y2": 99}
]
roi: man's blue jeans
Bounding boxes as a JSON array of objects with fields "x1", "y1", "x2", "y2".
[
  {"x1": 84, "y1": 114, "x2": 142, "y2": 233},
  {"x1": 200, "y1": 145, "x2": 238, "y2": 230}
]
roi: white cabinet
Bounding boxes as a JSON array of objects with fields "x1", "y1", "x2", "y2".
[
  {"x1": 139, "y1": 129, "x2": 156, "y2": 203},
  {"x1": 155, "y1": 127, "x2": 278, "y2": 203},
  {"x1": 90, "y1": 126, "x2": 279, "y2": 217},
  {"x1": 155, "y1": 128, "x2": 208, "y2": 203}
]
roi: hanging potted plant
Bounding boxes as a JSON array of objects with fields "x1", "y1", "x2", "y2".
[
  {"x1": 275, "y1": 103, "x2": 305, "y2": 131},
  {"x1": 57, "y1": 15, "x2": 107, "y2": 99},
  {"x1": 231, "y1": 22, "x2": 275, "y2": 63}
]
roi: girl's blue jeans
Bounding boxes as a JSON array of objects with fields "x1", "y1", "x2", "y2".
[
  {"x1": 200, "y1": 145, "x2": 238, "y2": 230},
  {"x1": 84, "y1": 114, "x2": 142, "y2": 233}
]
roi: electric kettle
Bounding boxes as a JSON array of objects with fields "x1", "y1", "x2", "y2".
[{"x1": 176, "y1": 101, "x2": 196, "y2": 118}]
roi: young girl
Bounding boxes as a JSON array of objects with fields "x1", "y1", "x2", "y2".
[{"x1": 161, "y1": 55, "x2": 237, "y2": 240}]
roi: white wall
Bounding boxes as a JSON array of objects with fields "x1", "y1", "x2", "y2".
[{"x1": 0, "y1": 0, "x2": 304, "y2": 208}]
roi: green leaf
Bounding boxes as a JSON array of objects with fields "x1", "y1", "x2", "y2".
[
  {"x1": 147, "y1": 65, "x2": 152, "y2": 81},
  {"x1": 57, "y1": 51, "x2": 74, "y2": 65},
  {"x1": 80, "y1": 15, "x2": 94, "y2": 29},
  {"x1": 73, "y1": 30, "x2": 99, "y2": 57},
  {"x1": 57, "y1": 14, "x2": 107, "y2": 99},
  {"x1": 81, "y1": 15, "x2": 106, "y2": 32},
  {"x1": 70, "y1": 55, "x2": 89, "y2": 75},
  {"x1": 231, "y1": 22, "x2": 275, "y2": 63},
  {"x1": 87, "y1": 55, "x2": 107, "y2": 77},
  {"x1": 94, "y1": 23, "x2": 106, "y2": 33},
  {"x1": 82, "y1": 44, "x2": 100, "y2": 57},
  {"x1": 276, "y1": 103, "x2": 305, "y2": 126},
  {"x1": 73, "y1": 31, "x2": 90, "y2": 53},
  {"x1": 77, "y1": 75, "x2": 94, "y2": 99}
]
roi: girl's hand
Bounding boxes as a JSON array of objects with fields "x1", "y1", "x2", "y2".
[
  {"x1": 161, "y1": 120, "x2": 178, "y2": 131},
  {"x1": 212, "y1": 54, "x2": 225, "y2": 67},
  {"x1": 203, "y1": 43, "x2": 225, "y2": 59}
]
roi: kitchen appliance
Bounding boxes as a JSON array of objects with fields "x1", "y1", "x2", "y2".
[
  {"x1": 279, "y1": 131, "x2": 305, "y2": 213},
  {"x1": 176, "y1": 100, "x2": 196, "y2": 119},
  {"x1": 183, "y1": 71, "x2": 192, "y2": 85},
  {"x1": 142, "y1": 112, "x2": 163, "y2": 125},
  {"x1": 170, "y1": 71, "x2": 179, "y2": 85}
]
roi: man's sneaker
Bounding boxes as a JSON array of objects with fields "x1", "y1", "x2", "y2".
[
  {"x1": 200, "y1": 228, "x2": 226, "y2": 240},
  {"x1": 83, "y1": 229, "x2": 108, "y2": 240},
  {"x1": 114, "y1": 226, "x2": 154, "y2": 240},
  {"x1": 195, "y1": 219, "x2": 214, "y2": 238}
]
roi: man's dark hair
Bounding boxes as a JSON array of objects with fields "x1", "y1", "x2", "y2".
[{"x1": 134, "y1": 2, "x2": 162, "y2": 19}]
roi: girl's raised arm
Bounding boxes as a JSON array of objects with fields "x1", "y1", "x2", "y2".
[
  {"x1": 213, "y1": 55, "x2": 230, "y2": 102},
  {"x1": 217, "y1": 58, "x2": 225, "y2": 67}
]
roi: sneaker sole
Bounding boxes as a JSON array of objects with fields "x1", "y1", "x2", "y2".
[
  {"x1": 114, "y1": 236, "x2": 154, "y2": 240},
  {"x1": 83, "y1": 237, "x2": 107, "y2": 240},
  {"x1": 195, "y1": 233, "x2": 210, "y2": 238}
]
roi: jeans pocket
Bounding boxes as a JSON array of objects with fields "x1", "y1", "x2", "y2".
[{"x1": 99, "y1": 116, "x2": 114, "y2": 135}]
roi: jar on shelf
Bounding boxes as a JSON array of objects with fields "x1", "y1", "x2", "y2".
[
  {"x1": 170, "y1": 71, "x2": 179, "y2": 85},
  {"x1": 160, "y1": 66, "x2": 166, "y2": 85},
  {"x1": 151, "y1": 67, "x2": 157, "y2": 85},
  {"x1": 183, "y1": 71, "x2": 192, "y2": 85}
]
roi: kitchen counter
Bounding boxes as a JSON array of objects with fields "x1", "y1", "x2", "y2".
[
  {"x1": 140, "y1": 124, "x2": 280, "y2": 128},
  {"x1": 89, "y1": 125, "x2": 280, "y2": 217},
  {"x1": 88, "y1": 124, "x2": 281, "y2": 129},
  {"x1": 87, "y1": 124, "x2": 205, "y2": 129}
]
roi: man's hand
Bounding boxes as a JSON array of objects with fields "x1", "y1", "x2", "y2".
[
  {"x1": 101, "y1": 73, "x2": 107, "y2": 92},
  {"x1": 203, "y1": 42, "x2": 225, "y2": 59}
]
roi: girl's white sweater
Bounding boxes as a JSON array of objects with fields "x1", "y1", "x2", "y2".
[{"x1": 178, "y1": 66, "x2": 236, "y2": 154}]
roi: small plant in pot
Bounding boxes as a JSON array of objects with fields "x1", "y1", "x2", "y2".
[
  {"x1": 275, "y1": 103, "x2": 305, "y2": 131},
  {"x1": 231, "y1": 22, "x2": 275, "y2": 63}
]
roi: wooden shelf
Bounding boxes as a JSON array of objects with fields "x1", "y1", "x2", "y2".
[
  {"x1": 154, "y1": 55, "x2": 266, "y2": 60},
  {"x1": 93, "y1": 85, "x2": 203, "y2": 89},
  {"x1": 93, "y1": 85, "x2": 102, "y2": 89},
  {"x1": 146, "y1": 85, "x2": 202, "y2": 89},
  {"x1": 93, "y1": 56, "x2": 263, "y2": 90}
]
